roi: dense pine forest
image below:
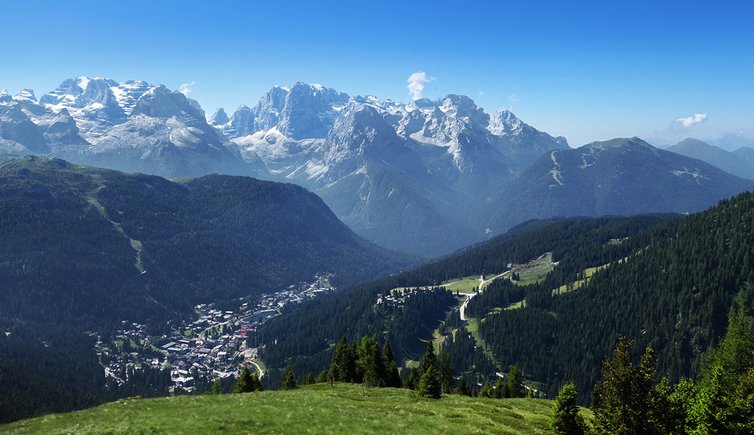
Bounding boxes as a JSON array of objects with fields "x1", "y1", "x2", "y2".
[
  {"x1": 0, "y1": 156, "x2": 410, "y2": 423},
  {"x1": 259, "y1": 190, "x2": 754, "y2": 402}
]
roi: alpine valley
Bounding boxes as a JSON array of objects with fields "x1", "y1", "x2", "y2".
[{"x1": 2, "y1": 76, "x2": 754, "y2": 429}]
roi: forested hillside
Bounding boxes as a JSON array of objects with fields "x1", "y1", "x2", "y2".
[
  {"x1": 257, "y1": 214, "x2": 677, "y2": 382},
  {"x1": 260, "y1": 190, "x2": 754, "y2": 401},
  {"x1": 0, "y1": 156, "x2": 410, "y2": 422},
  {"x1": 0, "y1": 156, "x2": 408, "y2": 329}
]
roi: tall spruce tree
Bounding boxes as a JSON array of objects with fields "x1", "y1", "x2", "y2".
[
  {"x1": 382, "y1": 340, "x2": 402, "y2": 388},
  {"x1": 591, "y1": 337, "x2": 665, "y2": 434},
  {"x1": 506, "y1": 365, "x2": 524, "y2": 398},
  {"x1": 417, "y1": 364, "x2": 442, "y2": 399},
  {"x1": 551, "y1": 383, "x2": 586, "y2": 435},
  {"x1": 233, "y1": 366, "x2": 253, "y2": 393},
  {"x1": 281, "y1": 364, "x2": 298, "y2": 390}
]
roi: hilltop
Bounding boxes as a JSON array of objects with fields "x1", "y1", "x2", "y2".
[{"x1": 0, "y1": 384, "x2": 571, "y2": 434}]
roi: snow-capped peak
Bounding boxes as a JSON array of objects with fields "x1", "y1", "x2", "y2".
[
  {"x1": 14, "y1": 89, "x2": 37, "y2": 102},
  {"x1": 209, "y1": 107, "x2": 229, "y2": 126}
]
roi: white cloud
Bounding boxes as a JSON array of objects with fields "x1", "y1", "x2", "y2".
[
  {"x1": 674, "y1": 112, "x2": 707, "y2": 128},
  {"x1": 478, "y1": 91, "x2": 485, "y2": 97},
  {"x1": 508, "y1": 94, "x2": 519, "y2": 111},
  {"x1": 407, "y1": 72, "x2": 434, "y2": 100},
  {"x1": 179, "y1": 81, "x2": 196, "y2": 96}
]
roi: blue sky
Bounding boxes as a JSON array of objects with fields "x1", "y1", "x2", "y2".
[{"x1": 1, "y1": 0, "x2": 752, "y2": 146}]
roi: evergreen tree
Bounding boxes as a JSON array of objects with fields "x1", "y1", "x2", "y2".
[
  {"x1": 437, "y1": 351, "x2": 455, "y2": 393},
  {"x1": 250, "y1": 372, "x2": 263, "y2": 392},
  {"x1": 360, "y1": 337, "x2": 386, "y2": 387},
  {"x1": 281, "y1": 364, "x2": 298, "y2": 390},
  {"x1": 419, "y1": 341, "x2": 438, "y2": 376},
  {"x1": 348, "y1": 341, "x2": 363, "y2": 383},
  {"x1": 455, "y1": 378, "x2": 471, "y2": 397},
  {"x1": 211, "y1": 379, "x2": 222, "y2": 395},
  {"x1": 551, "y1": 383, "x2": 585, "y2": 435},
  {"x1": 303, "y1": 372, "x2": 316, "y2": 385},
  {"x1": 506, "y1": 365, "x2": 524, "y2": 398},
  {"x1": 233, "y1": 366, "x2": 253, "y2": 393},
  {"x1": 480, "y1": 381, "x2": 493, "y2": 398},
  {"x1": 690, "y1": 288, "x2": 754, "y2": 433},
  {"x1": 382, "y1": 340, "x2": 402, "y2": 388},
  {"x1": 404, "y1": 367, "x2": 419, "y2": 390},
  {"x1": 417, "y1": 364, "x2": 442, "y2": 399},
  {"x1": 494, "y1": 377, "x2": 507, "y2": 399},
  {"x1": 328, "y1": 337, "x2": 358, "y2": 383},
  {"x1": 591, "y1": 337, "x2": 664, "y2": 434}
]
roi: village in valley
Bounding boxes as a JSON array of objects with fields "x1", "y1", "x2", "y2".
[{"x1": 92, "y1": 274, "x2": 334, "y2": 393}]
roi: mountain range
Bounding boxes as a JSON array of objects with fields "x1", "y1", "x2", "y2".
[
  {"x1": 667, "y1": 137, "x2": 754, "y2": 180},
  {"x1": 2, "y1": 78, "x2": 752, "y2": 255}
]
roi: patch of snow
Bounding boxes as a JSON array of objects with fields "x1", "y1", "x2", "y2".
[
  {"x1": 670, "y1": 167, "x2": 709, "y2": 184},
  {"x1": 549, "y1": 151, "x2": 564, "y2": 187},
  {"x1": 78, "y1": 76, "x2": 90, "y2": 91}
]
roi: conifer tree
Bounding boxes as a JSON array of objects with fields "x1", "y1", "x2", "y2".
[
  {"x1": 437, "y1": 351, "x2": 455, "y2": 393},
  {"x1": 591, "y1": 337, "x2": 664, "y2": 434},
  {"x1": 419, "y1": 341, "x2": 438, "y2": 376},
  {"x1": 494, "y1": 377, "x2": 506, "y2": 399},
  {"x1": 417, "y1": 364, "x2": 442, "y2": 399},
  {"x1": 233, "y1": 366, "x2": 253, "y2": 393},
  {"x1": 382, "y1": 340, "x2": 402, "y2": 388},
  {"x1": 281, "y1": 364, "x2": 298, "y2": 390},
  {"x1": 506, "y1": 365, "x2": 524, "y2": 398},
  {"x1": 250, "y1": 372, "x2": 263, "y2": 391},
  {"x1": 360, "y1": 337, "x2": 386, "y2": 387},
  {"x1": 212, "y1": 378, "x2": 222, "y2": 395},
  {"x1": 551, "y1": 383, "x2": 585, "y2": 435},
  {"x1": 480, "y1": 381, "x2": 493, "y2": 398},
  {"x1": 404, "y1": 367, "x2": 419, "y2": 390}
]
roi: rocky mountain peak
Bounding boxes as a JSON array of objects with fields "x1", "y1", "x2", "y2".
[{"x1": 210, "y1": 107, "x2": 229, "y2": 126}]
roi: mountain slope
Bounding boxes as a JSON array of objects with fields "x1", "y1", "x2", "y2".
[
  {"x1": 259, "y1": 188, "x2": 754, "y2": 402},
  {"x1": 0, "y1": 384, "x2": 561, "y2": 434},
  {"x1": 223, "y1": 84, "x2": 567, "y2": 255},
  {"x1": 668, "y1": 137, "x2": 754, "y2": 180},
  {"x1": 490, "y1": 137, "x2": 754, "y2": 232},
  {"x1": 0, "y1": 156, "x2": 408, "y2": 328}
]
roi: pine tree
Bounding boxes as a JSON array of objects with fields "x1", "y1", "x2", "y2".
[
  {"x1": 591, "y1": 337, "x2": 664, "y2": 434},
  {"x1": 233, "y1": 366, "x2": 253, "y2": 393},
  {"x1": 328, "y1": 337, "x2": 349, "y2": 383},
  {"x1": 250, "y1": 372, "x2": 263, "y2": 391},
  {"x1": 494, "y1": 377, "x2": 506, "y2": 399},
  {"x1": 419, "y1": 341, "x2": 438, "y2": 377},
  {"x1": 506, "y1": 365, "x2": 524, "y2": 398},
  {"x1": 360, "y1": 337, "x2": 386, "y2": 387},
  {"x1": 690, "y1": 288, "x2": 754, "y2": 433},
  {"x1": 281, "y1": 364, "x2": 298, "y2": 390},
  {"x1": 417, "y1": 364, "x2": 442, "y2": 399},
  {"x1": 404, "y1": 367, "x2": 419, "y2": 390},
  {"x1": 211, "y1": 378, "x2": 222, "y2": 395},
  {"x1": 455, "y1": 378, "x2": 471, "y2": 396},
  {"x1": 438, "y1": 351, "x2": 455, "y2": 393},
  {"x1": 551, "y1": 383, "x2": 585, "y2": 435},
  {"x1": 480, "y1": 381, "x2": 493, "y2": 398},
  {"x1": 382, "y1": 340, "x2": 402, "y2": 388}
]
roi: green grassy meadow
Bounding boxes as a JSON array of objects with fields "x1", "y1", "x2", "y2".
[{"x1": 0, "y1": 384, "x2": 572, "y2": 434}]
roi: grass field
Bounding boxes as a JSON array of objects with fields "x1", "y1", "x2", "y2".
[
  {"x1": 512, "y1": 252, "x2": 553, "y2": 286},
  {"x1": 0, "y1": 384, "x2": 573, "y2": 434},
  {"x1": 443, "y1": 276, "x2": 483, "y2": 294}
]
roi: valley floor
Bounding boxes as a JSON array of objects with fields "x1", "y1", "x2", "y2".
[{"x1": 1, "y1": 384, "x2": 563, "y2": 434}]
